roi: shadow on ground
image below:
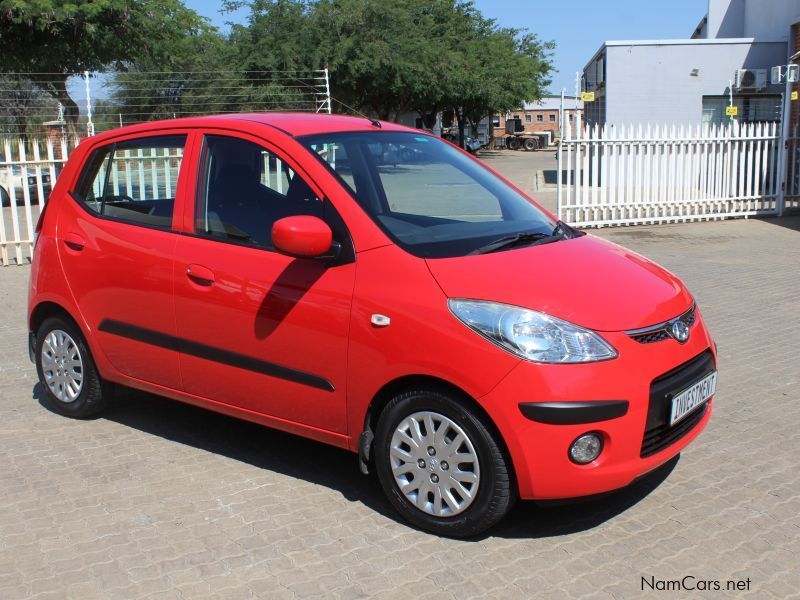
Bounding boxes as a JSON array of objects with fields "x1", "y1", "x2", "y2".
[
  {"x1": 35, "y1": 382, "x2": 676, "y2": 541},
  {"x1": 760, "y1": 215, "x2": 800, "y2": 233}
]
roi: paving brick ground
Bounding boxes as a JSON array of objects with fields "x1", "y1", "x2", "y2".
[{"x1": 1, "y1": 151, "x2": 798, "y2": 598}]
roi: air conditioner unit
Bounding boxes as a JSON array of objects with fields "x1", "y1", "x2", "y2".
[{"x1": 735, "y1": 69, "x2": 767, "y2": 90}]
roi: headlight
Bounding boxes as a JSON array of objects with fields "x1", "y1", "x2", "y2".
[{"x1": 448, "y1": 299, "x2": 617, "y2": 363}]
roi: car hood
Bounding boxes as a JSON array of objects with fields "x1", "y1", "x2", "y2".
[{"x1": 425, "y1": 234, "x2": 693, "y2": 332}]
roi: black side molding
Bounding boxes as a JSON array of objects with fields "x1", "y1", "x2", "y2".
[
  {"x1": 98, "y1": 319, "x2": 334, "y2": 392},
  {"x1": 519, "y1": 400, "x2": 629, "y2": 425}
]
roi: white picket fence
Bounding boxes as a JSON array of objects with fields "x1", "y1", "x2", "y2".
[{"x1": 557, "y1": 121, "x2": 797, "y2": 227}]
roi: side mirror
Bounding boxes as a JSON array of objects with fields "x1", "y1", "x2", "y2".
[{"x1": 272, "y1": 215, "x2": 333, "y2": 258}]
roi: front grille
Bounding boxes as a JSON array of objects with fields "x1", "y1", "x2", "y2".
[
  {"x1": 632, "y1": 330, "x2": 670, "y2": 344},
  {"x1": 640, "y1": 349, "x2": 715, "y2": 458},
  {"x1": 629, "y1": 305, "x2": 696, "y2": 344}
]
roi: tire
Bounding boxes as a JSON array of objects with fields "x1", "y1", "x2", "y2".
[
  {"x1": 374, "y1": 388, "x2": 516, "y2": 537},
  {"x1": 35, "y1": 317, "x2": 110, "y2": 418},
  {"x1": 0, "y1": 186, "x2": 9, "y2": 207},
  {"x1": 524, "y1": 138, "x2": 537, "y2": 151},
  {"x1": 506, "y1": 137, "x2": 521, "y2": 151}
]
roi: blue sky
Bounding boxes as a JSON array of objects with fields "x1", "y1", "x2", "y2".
[{"x1": 184, "y1": 0, "x2": 709, "y2": 94}]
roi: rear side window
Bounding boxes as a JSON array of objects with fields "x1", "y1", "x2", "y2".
[{"x1": 74, "y1": 135, "x2": 186, "y2": 228}]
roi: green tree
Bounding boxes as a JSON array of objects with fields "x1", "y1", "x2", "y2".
[
  {"x1": 229, "y1": 0, "x2": 553, "y2": 144},
  {"x1": 110, "y1": 28, "x2": 240, "y2": 125},
  {"x1": 444, "y1": 11, "x2": 554, "y2": 146},
  {"x1": 0, "y1": 0, "x2": 206, "y2": 135}
]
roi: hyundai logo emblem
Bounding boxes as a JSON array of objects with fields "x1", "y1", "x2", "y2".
[{"x1": 670, "y1": 320, "x2": 690, "y2": 343}]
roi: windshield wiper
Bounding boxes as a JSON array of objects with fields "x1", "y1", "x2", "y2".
[
  {"x1": 469, "y1": 231, "x2": 553, "y2": 255},
  {"x1": 470, "y1": 222, "x2": 575, "y2": 255}
]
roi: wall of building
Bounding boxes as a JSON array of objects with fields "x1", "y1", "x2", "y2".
[
  {"x1": 587, "y1": 40, "x2": 786, "y2": 126},
  {"x1": 705, "y1": 0, "x2": 800, "y2": 42},
  {"x1": 742, "y1": 0, "x2": 800, "y2": 42},
  {"x1": 706, "y1": 0, "x2": 745, "y2": 39}
]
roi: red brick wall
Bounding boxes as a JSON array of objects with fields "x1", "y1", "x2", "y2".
[{"x1": 495, "y1": 109, "x2": 583, "y2": 136}]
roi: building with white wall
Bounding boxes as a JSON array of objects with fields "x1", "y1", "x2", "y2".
[{"x1": 583, "y1": 0, "x2": 800, "y2": 127}]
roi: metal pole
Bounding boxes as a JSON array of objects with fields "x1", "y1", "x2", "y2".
[
  {"x1": 777, "y1": 74, "x2": 792, "y2": 216},
  {"x1": 83, "y1": 71, "x2": 94, "y2": 137},
  {"x1": 324, "y1": 67, "x2": 332, "y2": 114},
  {"x1": 728, "y1": 79, "x2": 735, "y2": 122},
  {"x1": 559, "y1": 88, "x2": 565, "y2": 140}
]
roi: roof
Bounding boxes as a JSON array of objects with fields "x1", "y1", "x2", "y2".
[
  {"x1": 584, "y1": 37, "x2": 758, "y2": 69},
  {"x1": 88, "y1": 112, "x2": 414, "y2": 143},
  {"x1": 522, "y1": 96, "x2": 583, "y2": 111}
]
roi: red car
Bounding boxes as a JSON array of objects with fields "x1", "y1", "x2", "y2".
[{"x1": 28, "y1": 113, "x2": 717, "y2": 537}]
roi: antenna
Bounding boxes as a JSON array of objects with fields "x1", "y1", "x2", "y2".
[{"x1": 329, "y1": 97, "x2": 382, "y2": 127}]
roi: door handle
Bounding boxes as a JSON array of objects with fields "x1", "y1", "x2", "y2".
[
  {"x1": 186, "y1": 264, "x2": 215, "y2": 286},
  {"x1": 62, "y1": 232, "x2": 85, "y2": 251}
]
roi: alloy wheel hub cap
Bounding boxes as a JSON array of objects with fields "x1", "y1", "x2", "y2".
[
  {"x1": 41, "y1": 330, "x2": 84, "y2": 403},
  {"x1": 389, "y1": 411, "x2": 480, "y2": 517}
]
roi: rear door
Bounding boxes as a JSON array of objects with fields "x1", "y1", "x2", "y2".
[
  {"x1": 171, "y1": 131, "x2": 356, "y2": 434},
  {"x1": 58, "y1": 132, "x2": 193, "y2": 389}
]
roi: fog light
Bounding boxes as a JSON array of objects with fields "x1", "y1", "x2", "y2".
[{"x1": 569, "y1": 432, "x2": 603, "y2": 464}]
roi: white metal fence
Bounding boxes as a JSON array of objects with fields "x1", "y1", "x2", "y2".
[
  {"x1": 557, "y1": 121, "x2": 798, "y2": 227},
  {"x1": 1, "y1": 137, "x2": 76, "y2": 266}
]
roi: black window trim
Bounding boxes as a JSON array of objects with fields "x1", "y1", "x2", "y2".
[
  {"x1": 70, "y1": 134, "x2": 189, "y2": 233},
  {"x1": 191, "y1": 133, "x2": 356, "y2": 266}
]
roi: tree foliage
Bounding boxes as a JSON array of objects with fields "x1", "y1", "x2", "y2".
[
  {"x1": 0, "y1": 0, "x2": 207, "y2": 133},
  {"x1": 228, "y1": 0, "x2": 554, "y2": 143}
]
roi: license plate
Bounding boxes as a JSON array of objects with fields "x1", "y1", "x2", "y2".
[{"x1": 670, "y1": 371, "x2": 717, "y2": 426}]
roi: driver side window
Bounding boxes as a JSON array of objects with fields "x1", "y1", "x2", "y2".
[{"x1": 196, "y1": 135, "x2": 323, "y2": 248}]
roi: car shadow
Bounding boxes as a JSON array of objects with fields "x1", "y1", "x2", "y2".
[{"x1": 34, "y1": 382, "x2": 678, "y2": 540}]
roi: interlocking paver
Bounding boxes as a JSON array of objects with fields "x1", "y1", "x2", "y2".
[{"x1": 1, "y1": 152, "x2": 799, "y2": 597}]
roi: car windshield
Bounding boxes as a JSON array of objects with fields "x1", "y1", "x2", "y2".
[{"x1": 299, "y1": 131, "x2": 556, "y2": 258}]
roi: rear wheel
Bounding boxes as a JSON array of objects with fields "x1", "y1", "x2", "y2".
[
  {"x1": 35, "y1": 317, "x2": 110, "y2": 418},
  {"x1": 506, "y1": 137, "x2": 521, "y2": 151},
  {"x1": 374, "y1": 388, "x2": 515, "y2": 537},
  {"x1": 0, "y1": 186, "x2": 9, "y2": 207},
  {"x1": 524, "y1": 138, "x2": 538, "y2": 151}
]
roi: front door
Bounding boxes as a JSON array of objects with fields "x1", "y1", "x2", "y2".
[
  {"x1": 57, "y1": 133, "x2": 191, "y2": 389},
  {"x1": 172, "y1": 133, "x2": 355, "y2": 434}
]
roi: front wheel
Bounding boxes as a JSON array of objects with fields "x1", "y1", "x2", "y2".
[
  {"x1": 374, "y1": 389, "x2": 516, "y2": 537},
  {"x1": 35, "y1": 317, "x2": 110, "y2": 418}
]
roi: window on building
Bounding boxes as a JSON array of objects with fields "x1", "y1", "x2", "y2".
[
  {"x1": 569, "y1": 114, "x2": 574, "y2": 122},
  {"x1": 536, "y1": 114, "x2": 543, "y2": 122},
  {"x1": 701, "y1": 95, "x2": 781, "y2": 125},
  {"x1": 525, "y1": 114, "x2": 532, "y2": 123},
  {"x1": 549, "y1": 114, "x2": 556, "y2": 123},
  {"x1": 491, "y1": 115, "x2": 501, "y2": 127}
]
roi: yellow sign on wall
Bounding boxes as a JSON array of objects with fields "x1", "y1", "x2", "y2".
[
  {"x1": 725, "y1": 105, "x2": 738, "y2": 116},
  {"x1": 792, "y1": 90, "x2": 799, "y2": 101},
  {"x1": 581, "y1": 91, "x2": 595, "y2": 102}
]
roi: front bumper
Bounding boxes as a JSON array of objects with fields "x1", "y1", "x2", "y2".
[{"x1": 480, "y1": 309, "x2": 716, "y2": 500}]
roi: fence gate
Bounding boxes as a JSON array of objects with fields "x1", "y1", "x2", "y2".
[{"x1": 557, "y1": 121, "x2": 788, "y2": 227}]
